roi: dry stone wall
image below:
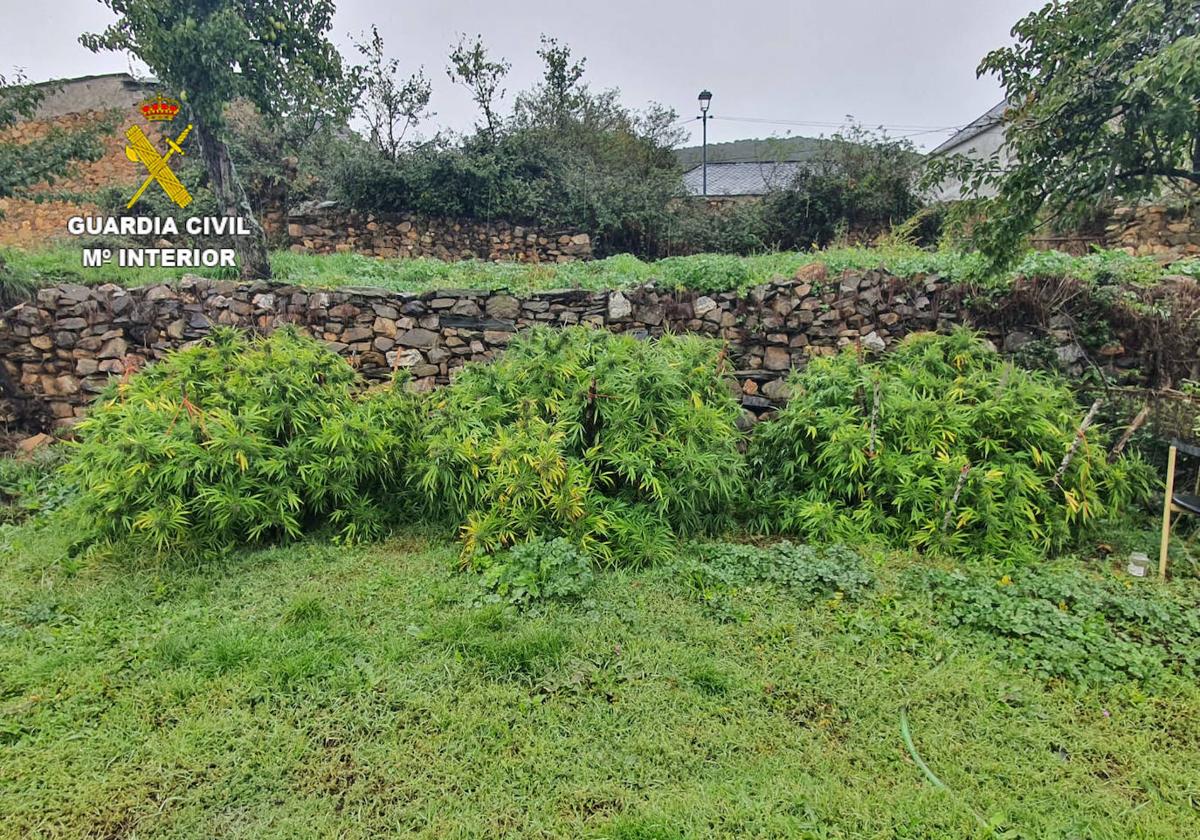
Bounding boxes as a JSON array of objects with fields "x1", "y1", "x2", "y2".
[
  {"x1": 1106, "y1": 203, "x2": 1200, "y2": 260},
  {"x1": 284, "y1": 206, "x2": 593, "y2": 263},
  {"x1": 0, "y1": 264, "x2": 1168, "y2": 432}
]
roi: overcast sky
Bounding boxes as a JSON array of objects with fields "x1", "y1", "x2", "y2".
[{"x1": 2, "y1": 0, "x2": 1043, "y2": 150}]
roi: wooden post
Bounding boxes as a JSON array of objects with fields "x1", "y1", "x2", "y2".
[{"x1": 1160, "y1": 444, "x2": 1177, "y2": 580}]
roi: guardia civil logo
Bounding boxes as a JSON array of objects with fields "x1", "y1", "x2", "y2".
[
  {"x1": 124, "y1": 93, "x2": 193, "y2": 209},
  {"x1": 69, "y1": 91, "x2": 243, "y2": 269}
]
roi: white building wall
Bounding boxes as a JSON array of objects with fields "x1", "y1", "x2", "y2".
[{"x1": 928, "y1": 101, "x2": 1014, "y2": 202}]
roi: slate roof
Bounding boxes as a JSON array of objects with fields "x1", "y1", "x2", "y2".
[
  {"x1": 27, "y1": 72, "x2": 157, "y2": 92},
  {"x1": 930, "y1": 100, "x2": 1009, "y2": 156},
  {"x1": 682, "y1": 160, "x2": 807, "y2": 197}
]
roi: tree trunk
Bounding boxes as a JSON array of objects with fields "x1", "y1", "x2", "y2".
[
  {"x1": 1192, "y1": 117, "x2": 1199, "y2": 185},
  {"x1": 194, "y1": 120, "x2": 271, "y2": 280}
]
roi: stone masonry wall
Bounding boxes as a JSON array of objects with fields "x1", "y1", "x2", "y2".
[
  {"x1": 0, "y1": 109, "x2": 164, "y2": 247},
  {"x1": 1106, "y1": 203, "x2": 1200, "y2": 260},
  {"x1": 284, "y1": 206, "x2": 593, "y2": 263},
  {"x1": 0, "y1": 264, "x2": 1166, "y2": 433},
  {"x1": 0, "y1": 74, "x2": 160, "y2": 248}
]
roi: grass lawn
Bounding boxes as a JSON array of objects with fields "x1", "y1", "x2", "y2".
[{"x1": 2, "y1": 520, "x2": 1199, "y2": 838}]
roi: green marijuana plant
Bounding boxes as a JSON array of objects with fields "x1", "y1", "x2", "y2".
[
  {"x1": 748, "y1": 329, "x2": 1153, "y2": 562},
  {"x1": 65, "y1": 327, "x2": 421, "y2": 560},
  {"x1": 420, "y1": 326, "x2": 746, "y2": 565}
]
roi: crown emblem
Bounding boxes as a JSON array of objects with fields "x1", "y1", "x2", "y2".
[{"x1": 140, "y1": 94, "x2": 181, "y2": 122}]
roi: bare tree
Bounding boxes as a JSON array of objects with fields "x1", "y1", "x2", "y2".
[
  {"x1": 447, "y1": 35, "x2": 510, "y2": 142},
  {"x1": 353, "y1": 25, "x2": 432, "y2": 161}
]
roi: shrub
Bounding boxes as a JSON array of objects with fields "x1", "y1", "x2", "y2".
[
  {"x1": 421, "y1": 326, "x2": 746, "y2": 565},
  {"x1": 64, "y1": 327, "x2": 421, "y2": 559},
  {"x1": 654, "y1": 201, "x2": 769, "y2": 257},
  {"x1": 653, "y1": 254, "x2": 756, "y2": 294},
  {"x1": 913, "y1": 566, "x2": 1200, "y2": 684},
  {"x1": 683, "y1": 540, "x2": 874, "y2": 603},
  {"x1": 0, "y1": 254, "x2": 38, "y2": 307},
  {"x1": 747, "y1": 330, "x2": 1154, "y2": 562},
  {"x1": 332, "y1": 122, "x2": 685, "y2": 257},
  {"x1": 477, "y1": 537, "x2": 595, "y2": 608},
  {"x1": 755, "y1": 125, "x2": 922, "y2": 251}
]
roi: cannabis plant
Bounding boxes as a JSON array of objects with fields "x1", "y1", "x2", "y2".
[
  {"x1": 747, "y1": 329, "x2": 1153, "y2": 562},
  {"x1": 421, "y1": 326, "x2": 746, "y2": 565},
  {"x1": 65, "y1": 327, "x2": 422, "y2": 560}
]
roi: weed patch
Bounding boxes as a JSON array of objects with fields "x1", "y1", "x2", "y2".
[
  {"x1": 5, "y1": 244, "x2": 1195, "y2": 299},
  {"x1": 475, "y1": 537, "x2": 596, "y2": 608},
  {"x1": 914, "y1": 565, "x2": 1200, "y2": 684},
  {"x1": 0, "y1": 446, "x2": 72, "y2": 525}
]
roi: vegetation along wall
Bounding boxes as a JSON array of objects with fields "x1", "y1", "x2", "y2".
[
  {"x1": 278, "y1": 203, "x2": 1199, "y2": 263},
  {"x1": 6, "y1": 263, "x2": 1196, "y2": 433}
]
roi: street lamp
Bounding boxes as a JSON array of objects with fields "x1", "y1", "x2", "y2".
[{"x1": 697, "y1": 89, "x2": 712, "y2": 197}]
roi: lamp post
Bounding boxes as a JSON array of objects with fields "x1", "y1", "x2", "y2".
[{"x1": 697, "y1": 89, "x2": 712, "y2": 197}]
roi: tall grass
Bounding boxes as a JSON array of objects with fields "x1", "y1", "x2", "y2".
[{"x1": 2, "y1": 243, "x2": 1196, "y2": 300}]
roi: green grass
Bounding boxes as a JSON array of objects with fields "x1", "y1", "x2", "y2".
[
  {"x1": 4, "y1": 243, "x2": 1198, "y2": 299},
  {"x1": 3, "y1": 519, "x2": 1200, "y2": 838}
]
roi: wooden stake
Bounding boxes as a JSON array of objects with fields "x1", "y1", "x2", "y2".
[
  {"x1": 943, "y1": 463, "x2": 972, "y2": 531},
  {"x1": 1160, "y1": 444, "x2": 1177, "y2": 580},
  {"x1": 1108, "y1": 403, "x2": 1150, "y2": 463},
  {"x1": 1054, "y1": 398, "x2": 1102, "y2": 484}
]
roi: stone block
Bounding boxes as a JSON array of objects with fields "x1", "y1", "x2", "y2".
[
  {"x1": 607, "y1": 292, "x2": 632, "y2": 320},
  {"x1": 693, "y1": 296, "x2": 717, "y2": 317},
  {"x1": 98, "y1": 336, "x2": 128, "y2": 359},
  {"x1": 397, "y1": 328, "x2": 438, "y2": 348},
  {"x1": 75, "y1": 357, "x2": 99, "y2": 376},
  {"x1": 761, "y1": 379, "x2": 791, "y2": 401},
  {"x1": 485, "y1": 295, "x2": 520, "y2": 320},
  {"x1": 637, "y1": 304, "x2": 664, "y2": 326},
  {"x1": 342, "y1": 327, "x2": 373, "y2": 343},
  {"x1": 764, "y1": 346, "x2": 791, "y2": 371}
]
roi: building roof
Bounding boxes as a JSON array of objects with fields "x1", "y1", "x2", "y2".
[
  {"x1": 27, "y1": 72, "x2": 151, "y2": 88},
  {"x1": 682, "y1": 160, "x2": 807, "y2": 197},
  {"x1": 930, "y1": 100, "x2": 1010, "y2": 156},
  {"x1": 23, "y1": 72, "x2": 159, "y2": 119}
]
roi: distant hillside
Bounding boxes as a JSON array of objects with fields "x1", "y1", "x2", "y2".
[
  {"x1": 674, "y1": 135, "x2": 926, "y2": 170},
  {"x1": 673, "y1": 136, "x2": 837, "y2": 169}
]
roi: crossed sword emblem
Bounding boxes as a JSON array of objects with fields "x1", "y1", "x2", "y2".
[{"x1": 125, "y1": 123, "x2": 194, "y2": 209}]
